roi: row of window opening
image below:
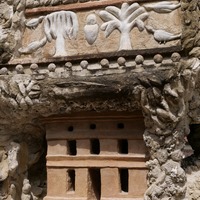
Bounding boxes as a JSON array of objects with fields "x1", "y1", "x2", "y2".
[
  {"x1": 67, "y1": 139, "x2": 128, "y2": 155},
  {"x1": 67, "y1": 168, "x2": 128, "y2": 194},
  {"x1": 67, "y1": 123, "x2": 125, "y2": 132}
]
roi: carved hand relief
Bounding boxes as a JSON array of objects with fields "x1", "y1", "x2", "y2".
[
  {"x1": 15, "y1": 1, "x2": 181, "y2": 62},
  {"x1": 99, "y1": 3, "x2": 149, "y2": 50},
  {"x1": 19, "y1": 11, "x2": 79, "y2": 57}
]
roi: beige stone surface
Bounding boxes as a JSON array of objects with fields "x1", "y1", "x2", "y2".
[
  {"x1": 47, "y1": 168, "x2": 67, "y2": 197},
  {"x1": 12, "y1": 1, "x2": 182, "y2": 64},
  {"x1": 76, "y1": 140, "x2": 90, "y2": 155},
  {"x1": 101, "y1": 168, "x2": 120, "y2": 197},
  {"x1": 129, "y1": 169, "x2": 147, "y2": 196},
  {"x1": 48, "y1": 140, "x2": 67, "y2": 155},
  {"x1": 100, "y1": 139, "x2": 118, "y2": 155}
]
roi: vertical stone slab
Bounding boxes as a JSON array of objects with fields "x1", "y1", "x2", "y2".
[
  {"x1": 101, "y1": 168, "x2": 119, "y2": 198},
  {"x1": 129, "y1": 140, "x2": 147, "y2": 157},
  {"x1": 48, "y1": 140, "x2": 67, "y2": 155},
  {"x1": 76, "y1": 140, "x2": 90, "y2": 155},
  {"x1": 129, "y1": 169, "x2": 148, "y2": 197},
  {"x1": 100, "y1": 139, "x2": 118, "y2": 155},
  {"x1": 75, "y1": 168, "x2": 88, "y2": 198},
  {"x1": 47, "y1": 168, "x2": 67, "y2": 197}
]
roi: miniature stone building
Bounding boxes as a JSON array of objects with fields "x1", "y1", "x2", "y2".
[
  {"x1": 44, "y1": 113, "x2": 147, "y2": 200},
  {"x1": 0, "y1": 0, "x2": 199, "y2": 200}
]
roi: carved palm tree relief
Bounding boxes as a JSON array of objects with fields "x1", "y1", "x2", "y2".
[
  {"x1": 19, "y1": 11, "x2": 79, "y2": 57},
  {"x1": 99, "y1": 3, "x2": 149, "y2": 50}
]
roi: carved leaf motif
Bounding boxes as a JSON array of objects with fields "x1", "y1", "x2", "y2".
[
  {"x1": 144, "y1": 1, "x2": 181, "y2": 13},
  {"x1": 18, "y1": 38, "x2": 47, "y2": 54},
  {"x1": 101, "y1": 21, "x2": 119, "y2": 37},
  {"x1": 25, "y1": 16, "x2": 44, "y2": 29},
  {"x1": 105, "y1": 6, "x2": 121, "y2": 18},
  {"x1": 99, "y1": 10, "x2": 119, "y2": 22},
  {"x1": 124, "y1": 3, "x2": 140, "y2": 18}
]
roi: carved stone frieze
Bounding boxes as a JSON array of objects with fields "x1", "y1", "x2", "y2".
[
  {"x1": 11, "y1": 1, "x2": 182, "y2": 64},
  {"x1": 0, "y1": 0, "x2": 199, "y2": 200}
]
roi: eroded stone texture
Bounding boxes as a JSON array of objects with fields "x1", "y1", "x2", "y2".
[{"x1": 0, "y1": 0, "x2": 199, "y2": 200}]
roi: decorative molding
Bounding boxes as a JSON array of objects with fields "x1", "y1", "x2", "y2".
[{"x1": 17, "y1": 1, "x2": 181, "y2": 62}]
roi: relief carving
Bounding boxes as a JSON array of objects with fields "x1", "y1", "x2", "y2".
[
  {"x1": 144, "y1": 1, "x2": 181, "y2": 13},
  {"x1": 145, "y1": 25, "x2": 181, "y2": 44},
  {"x1": 84, "y1": 14, "x2": 99, "y2": 45},
  {"x1": 0, "y1": 0, "x2": 199, "y2": 200},
  {"x1": 19, "y1": 11, "x2": 79, "y2": 57},
  {"x1": 99, "y1": 3, "x2": 149, "y2": 50},
  {"x1": 16, "y1": 1, "x2": 182, "y2": 61}
]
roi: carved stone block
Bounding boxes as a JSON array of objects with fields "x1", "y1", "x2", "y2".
[{"x1": 11, "y1": 1, "x2": 182, "y2": 64}]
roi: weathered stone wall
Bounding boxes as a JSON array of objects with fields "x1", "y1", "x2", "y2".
[{"x1": 0, "y1": 0, "x2": 199, "y2": 199}]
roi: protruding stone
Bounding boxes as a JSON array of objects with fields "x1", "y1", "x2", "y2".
[
  {"x1": 48, "y1": 63, "x2": 56, "y2": 72},
  {"x1": 80, "y1": 60, "x2": 88, "y2": 69},
  {"x1": 100, "y1": 59, "x2": 109, "y2": 68},
  {"x1": 72, "y1": 66, "x2": 82, "y2": 72},
  {"x1": 15, "y1": 65, "x2": 24, "y2": 74},
  {"x1": 0, "y1": 67, "x2": 8, "y2": 75},
  {"x1": 171, "y1": 52, "x2": 181, "y2": 62},
  {"x1": 87, "y1": 64, "x2": 102, "y2": 71},
  {"x1": 153, "y1": 54, "x2": 163, "y2": 64},
  {"x1": 30, "y1": 63, "x2": 39, "y2": 71},
  {"x1": 117, "y1": 57, "x2": 126, "y2": 66},
  {"x1": 135, "y1": 55, "x2": 144, "y2": 65},
  {"x1": 65, "y1": 62, "x2": 72, "y2": 69}
]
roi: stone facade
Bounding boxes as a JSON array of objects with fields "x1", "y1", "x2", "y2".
[
  {"x1": 44, "y1": 113, "x2": 147, "y2": 200},
  {"x1": 0, "y1": 0, "x2": 199, "y2": 200}
]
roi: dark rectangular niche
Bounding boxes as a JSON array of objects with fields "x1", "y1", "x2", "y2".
[
  {"x1": 119, "y1": 168, "x2": 129, "y2": 193},
  {"x1": 90, "y1": 139, "x2": 100, "y2": 155},
  {"x1": 89, "y1": 168, "x2": 101, "y2": 200},
  {"x1": 118, "y1": 139, "x2": 128, "y2": 154},
  {"x1": 67, "y1": 140, "x2": 77, "y2": 155},
  {"x1": 67, "y1": 169, "x2": 75, "y2": 192}
]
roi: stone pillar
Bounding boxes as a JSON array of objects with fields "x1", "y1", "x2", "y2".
[
  {"x1": 136, "y1": 58, "x2": 200, "y2": 200},
  {"x1": 101, "y1": 168, "x2": 120, "y2": 199}
]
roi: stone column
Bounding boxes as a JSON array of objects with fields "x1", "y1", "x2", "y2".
[{"x1": 136, "y1": 58, "x2": 200, "y2": 199}]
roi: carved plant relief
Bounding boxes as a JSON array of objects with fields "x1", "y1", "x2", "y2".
[
  {"x1": 17, "y1": 1, "x2": 181, "y2": 60},
  {"x1": 99, "y1": 3, "x2": 149, "y2": 50},
  {"x1": 19, "y1": 11, "x2": 79, "y2": 57}
]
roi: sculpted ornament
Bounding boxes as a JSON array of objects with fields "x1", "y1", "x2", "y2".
[
  {"x1": 144, "y1": 1, "x2": 181, "y2": 13},
  {"x1": 19, "y1": 11, "x2": 79, "y2": 57},
  {"x1": 145, "y1": 25, "x2": 181, "y2": 44},
  {"x1": 99, "y1": 3, "x2": 149, "y2": 50},
  {"x1": 84, "y1": 14, "x2": 99, "y2": 45},
  {"x1": 17, "y1": 2, "x2": 182, "y2": 59}
]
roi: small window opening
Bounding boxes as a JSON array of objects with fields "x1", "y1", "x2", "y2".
[
  {"x1": 119, "y1": 168, "x2": 128, "y2": 193},
  {"x1": 118, "y1": 139, "x2": 128, "y2": 154},
  {"x1": 91, "y1": 139, "x2": 100, "y2": 155},
  {"x1": 90, "y1": 124, "x2": 96, "y2": 130},
  {"x1": 68, "y1": 126, "x2": 74, "y2": 132},
  {"x1": 67, "y1": 140, "x2": 77, "y2": 155},
  {"x1": 67, "y1": 169, "x2": 75, "y2": 192},
  {"x1": 89, "y1": 169, "x2": 101, "y2": 200},
  {"x1": 117, "y1": 123, "x2": 124, "y2": 129}
]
